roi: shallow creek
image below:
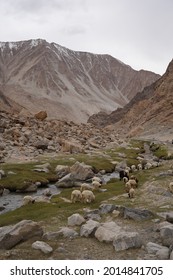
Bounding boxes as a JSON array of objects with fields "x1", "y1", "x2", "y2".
[
  {"x1": 0, "y1": 172, "x2": 119, "y2": 215},
  {"x1": 0, "y1": 184, "x2": 61, "y2": 215}
]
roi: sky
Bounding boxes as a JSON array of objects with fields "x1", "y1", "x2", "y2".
[{"x1": 0, "y1": 0, "x2": 173, "y2": 75}]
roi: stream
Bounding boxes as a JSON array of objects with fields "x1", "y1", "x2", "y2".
[
  {"x1": 0, "y1": 172, "x2": 119, "y2": 215},
  {"x1": 0, "y1": 184, "x2": 61, "y2": 215}
]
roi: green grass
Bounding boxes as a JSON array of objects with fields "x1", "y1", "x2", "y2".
[
  {"x1": 152, "y1": 145, "x2": 168, "y2": 159},
  {"x1": 105, "y1": 139, "x2": 147, "y2": 167},
  {"x1": 0, "y1": 153, "x2": 116, "y2": 192},
  {"x1": 0, "y1": 162, "x2": 58, "y2": 191}
]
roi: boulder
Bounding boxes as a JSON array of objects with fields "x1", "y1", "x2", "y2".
[
  {"x1": 67, "y1": 213, "x2": 85, "y2": 227},
  {"x1": 35, "y1": 111, "x2": 47, "y2": 121},
  {"x1": 0, "y1": 220, "x2": 43, "y2": 249},
  {"x1": 146, "y1": 242, "x2": 168, "y2": 254},
  {"x1": 123, "y1": 207, "x2": 154, "y2": 221},
  {"x1": 160, "y1": 223, "x2": 173, "y2": 246},
  {"x1": 113, "y1": 232, "x2": 142, "y2": 251},
  {"x1": 55, "y1": 165, "x2": 70, "y2": 179},
  {"x1": 83, "y1": 209, "x2": 101, "y2": 221},
  {"x1": 99, "y1": 204, "x2": 118, "y2": 215},
  {"x1": 156, "y1": 248, "x2": 170, "y2": 260},
  {"x1": 70, "y1": 161, "x2": 94, "y2": 181},
  {"x1": 56, "y1": 227, "x2": 78, "y2": 238},
  {"x1": 80, "y1": 219, "x2": 100, "y2": 237},
  {"x1": 32, "y1": 241, "x2": 53, "y2": 254},
  {"x1": 95, "y1": 222, "x2": 121, "y2": 243},
  {"x1": 55, "y1": 173, "x2": 78, "y2": 188}
]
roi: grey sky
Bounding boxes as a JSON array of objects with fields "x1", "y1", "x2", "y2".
[{"x1": 0, "y1": 0, "x2": 173, "y2": 74}]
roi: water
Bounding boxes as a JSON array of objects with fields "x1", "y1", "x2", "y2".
[
  {"x1": 101, "y1": 172, "x2": 119, "y2": 184},
  {"x1": 0, "y1": 184, "x2": 61, "y2": 215},
  {"x1": 0, "y1": 172, "x2": 119, "y2": 215}
]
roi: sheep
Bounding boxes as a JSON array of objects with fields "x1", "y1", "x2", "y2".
[
  {"x1": 129, "y1": 187, "x2": 135, "y2": 198},
  {"x1": 71, "y1": 189, "x2": 82, "y2": 203},
  {"x1": 144, "y1": 162, "x2": 152, "y2": 170},
  {"x1": 92, "y1": 176, "x2": 102, "y2": 184},
  {"x1": 123, "y1": 177, "x2": 129, "y2": 184},
  {"x1": 119, "y1": 169, "x2": 129, "y2": 181},
  {"x1": 131, "y1": 164, "x2": 137, "y2": 172},
  {"x1": 130, "y1": 175, "x2": 139, "y2": 186},
  {"x1": 137, "y1": 163, "x2": 143, "y2": 171},
  {"x1": 80, "y1": 183, "x2": 93, "y2": 192},
  {"x1": 23, "y1": 195, "x2": 35, "y2": 205},
  {"x1": 168, "y1": 182, "x2": 173, "y2": 194},
  {"x1": 124, "y1": 168, "x2": 130, "y2": 177},
  {"x1": 81, "y1": 190, "x2": 95, "y2": 203},
  {"x1": 92, "y1": 180, "x2": 101, "y2": 190},
  {"x1": 125, "y1": 181, "x2": 131, "y2": 193},
  {"x1": 128, "y1": 179, "x2": 138, "y2": 188}
]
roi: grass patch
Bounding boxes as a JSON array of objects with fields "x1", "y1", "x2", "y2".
[
  {"x1": 0, "y1": 153, "x2": 115, "y2": 192},
  {"x1": 0, "y1": 162, "x2": 58, "y2": 191},
  {"x1": 106, "y1": 139, "x2": 146, "y2": 167}
]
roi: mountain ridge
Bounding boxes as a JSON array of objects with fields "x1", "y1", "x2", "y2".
[
  {"x1": 0, "y1": 39, "x2": 160, "y2": 123},
  {"x1": 88, "y1": 59, "x2": 173, "y2": 138}
]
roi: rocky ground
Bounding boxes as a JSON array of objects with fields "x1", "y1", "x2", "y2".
[{"x1": 0, "y1": 110, "x2": 173, "y2": 260}]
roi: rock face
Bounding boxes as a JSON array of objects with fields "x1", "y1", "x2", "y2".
[
  {"x1": 88, "y1": 59, "x2": 173, "y2": 138},
  {"x1": 0, "y1": 39, "x2": 160, "y2": 123},
  {"x1": 0, "y1": 220, "x2": 43, "y2": 249}
]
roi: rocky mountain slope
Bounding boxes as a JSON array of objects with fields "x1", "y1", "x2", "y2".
[
  {"x1": 88, "y1": 59, "x2": 173, "y2": 138},
  {"x1": 0, "y1": 39, "x2": 160, "y2": 123}
]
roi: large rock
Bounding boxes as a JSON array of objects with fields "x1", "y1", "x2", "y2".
[
  {"x1": 35, "y1": 111, "x2": 47, "y2": 121},
  {"x1": 32, "y1": 241, "x2": 53, "y2": 254},
  {"x1": 113, "y1": 232, "x2": 142, "y2": 251},
  {"x1": 67, "y1": 213, "x2": 85, "y2": 227},
  {"x1": 56, "y1": 227, "x2": 78, "y2": 238},
  {"x1": 70, "y1": 161, "x2": 94, "y2": 181},
  {"x1": 55, "y1": 173, "x2": 79, "y2": 188},
  {"x1": 80, "y1": 219, "x2": 100, "y2": 237},
  {"x1": 83, "y1": 209, "x2": 101, "y2": 221},
  {"x1": 160, "y1": 223, "x2": 173, "y2": 246},
  {"x1": 95, "y1": 222, "x2": 121, "y2": 243},
  {"x1": 55, "y1": 165, "x2": 70, "y2": 179},
  {"x1": 156, "y1": 248, "x2": 170, "y2": 260},
  {"x1": 145, "y1": 242, "x2": 168, "y2": 254},
  {"x1": 0, "y1": 220, "x2": 43, "y2": 249},
  {"x1": 99, "y1": 204, "x2": 118, "y2": 215},
  {"x1": 123, "y1": 207, "x2": 154, "y2": 221}
]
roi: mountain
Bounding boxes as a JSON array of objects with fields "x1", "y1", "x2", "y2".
[
  {"x1": 88, "y1": 59, "x2": 173, "y2": 138},
  {"x1": 0, "y1": 39, "x2": 160, "y2": 123}
]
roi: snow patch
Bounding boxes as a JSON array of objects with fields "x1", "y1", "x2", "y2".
[{"x1": 30, "y1": 39, "x2": 43, "y2": 47}]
